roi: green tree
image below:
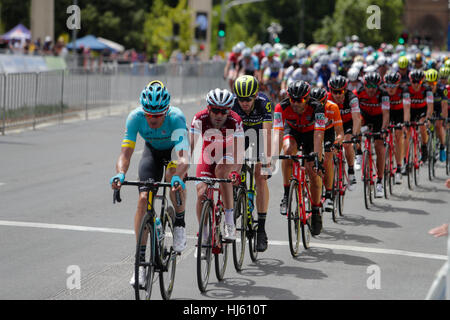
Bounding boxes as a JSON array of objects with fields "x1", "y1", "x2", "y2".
[
  {"x1": 0, "y1": 0, "x2": 31, "y2": 32},
  {"x1": 143, "y1": 0, "x2": 192, "y2": 59},
  {"x1": 313, "y1": 0, "x2": 404, "y2": 46}
]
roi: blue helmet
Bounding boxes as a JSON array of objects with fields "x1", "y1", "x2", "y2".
[{"x1": 140, "y1": 80, "x2": 171, "y2": 115}]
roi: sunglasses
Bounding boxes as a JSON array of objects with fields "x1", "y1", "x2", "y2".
[
  {"x1": 365, "y1": 84, "x2": 378, "y2": 89},
  {"x1": 238, "y1": 96, "x2": 255, "y2": 102},
  {"x1": 427, "y1": 81, "x2": 437, "y2": 86},
  {"x1": 290, "y1": 97, "x2": 307, "y2": 103},
  {"x1": 331, "y1": 89, "x2": 345, "y2": 95},
  {"x1": 384, "y1": 83, "x2": 398, "y2": 88},
  {"x1": 208, "y1": 106, "x2": 229, "y2": 115},
  {"x1": 145, "y1": 112, "x2": 166, "y2": 118},
  {"x1": 411, "y1": 80, "x2": 423, "y2": 85}
]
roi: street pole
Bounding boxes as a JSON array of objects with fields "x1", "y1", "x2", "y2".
[{"x1": 72, "y1": 0, "x2": 78, "y2": 65}]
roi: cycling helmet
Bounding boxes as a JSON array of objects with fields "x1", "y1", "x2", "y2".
[
  {"x1": 234, "y1": 75, "x2": 259, "y2": 98},
  {"x1": 363, "y1": 72, "x2": 381, "y2": 86},
  {"x1": 398, "y1": 56, "x2": 409, "y2": 69},
  {"x1": 310, "y1": 87, "x2": 327, "y2": 103},
  {"x1": 347, "y1": 68, "x2": 360, "y2": 82},
  {"x1": 365, "y1": 55, "x2": 375, "y2": 66},
  {"x1": 267, "y1": 50, "x2": 276, "y2": 58},
  {"x1": 377, "y1": 56, "x2": 387, "y2": 66},
  {"x1": 439, "y1": 67, "x2": 450, "y2": 79},
  {"x1": 409, "y1": 69, "x2": 425, "y2": 83},
  {"x1": 140, "y1": 80, "x2": 170, "y2": 115},
  {"x1": 252, "y1": 44, "x2": 262, "y2": 53},
  {"x1": 427, "y1": 59, "x2": 437, "y2": 70},
  {"x1": 425, "y1": 69, "x2": 438, "y2": 83},
  {"x1": 206, "y1": 88, "x2": 235, "y2": 108},
  {"x1": 287, "y1": 80, "x2": 311, "y2": 100},
  {"x1": 444, "y1": 59, "x2": 450, "y2": 69},
  {"x1": 328, "y1": 75, "x2": 348, "y2": 90},
  {"x1": 383, "y1": 72, "x2": 401, "y2": 85},
  {"x1": 242, "y1": 48, "x2": 252, "y2": 58},
  {"x1": 414, "y1": 53, "x2": 423, "y2": 63}
]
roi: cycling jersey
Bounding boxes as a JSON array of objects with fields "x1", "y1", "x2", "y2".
[
  {"x1": 327, "y1": 90, "x2": 360, "y2": 124},
  {"x1": 228, "y1": 52, "x2": 240, "y2": 69},
  {"x1": 432, "y1": 84, "x2": 448, "y2": 115},
  {"x1": 356, "y1": 87, "x2": 390, "y2": 117},
  {"x1": 190, "y1": 108, "x2": 244, "y2": 163},
  {"x1": 261, "y1": 57, "x2": 283, "y2": 74},
  {"x1": 382, "y1": 85, "x2": 410, "y2": 111},
  {"x1": 348, "y1": 81, "x2": 362, "y2": 92},
  {"x1": 287, "y1": 68, "x2": 317, "y2": 86},
  {"x1": 405, "y1": 82, "x2": 433, "y2": 109},
  {"x1": 231, "y1": 92, "x2": 272, "y2": 132},
  {"x1": 274, "y1": 98, "x2": 326, "y2": 133},
  {"x1": 238, "y1": 55, "x2": 260, "y2": 75},
  {"x1": 122, "y1": 106, "x2": 189, "y2": 152},
  {"x1": 324, "y1": 101, "x2": 343, "y2": 130}
]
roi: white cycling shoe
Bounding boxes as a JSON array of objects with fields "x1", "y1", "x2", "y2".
[
  {"x1": 173, "y1": 226, "x2": 187, "y2": 253},
  {"x1": 130, "y1": 266, "x2": 146, "y2": 288},
  {"x1": 224, "y1": 223, "x2": 236, "y2": 241}
]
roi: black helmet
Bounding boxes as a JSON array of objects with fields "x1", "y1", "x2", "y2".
[
  {"x1": 310, "y1": 87, "x2": 327, "y2": 103},
  {"x1": 288, "y1": 80, "x2": 310, "y2": 100},
  {"x1": 409, "y1": 69, "x2": 425, "y2": 83},
  {"x1": 383, "y1": 72, "x2": 401, "y2": 85},
  {"x1": 363, "y1": 72, "x2": 381, "y2": 87},
  {"x1": 328, "y1": 75, "x2": 348, "y2": 90}
]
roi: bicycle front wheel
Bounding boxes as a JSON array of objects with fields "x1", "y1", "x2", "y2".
[
  {"x1": 135, "y1": 213, "x2": 155, "y2": 300},
  {"x1": 300, "y1": 180, "x2": 312, "y2": 250},
  {"x1": 287, "y1": 179, "x2": 301, "y2": 257},
  {"x1": 232, "y1": 188, "x2": 247, "y2": 271},
  {"x1": 363, "y1": 150, "x2": 372, "y2": 209},
  {"x1": 214, "y1": 209, "x2": 229, "y2": 282},
  {"x1": 159, "y1": 206, "x2": 177, "y2": 300},
  {"x1": 197, "y1": 200, "x2": 213, "y2": 293}
]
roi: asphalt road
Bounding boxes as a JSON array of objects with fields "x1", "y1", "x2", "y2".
[{"x1": 0, "y1": 100, "x2": 449, "y2": 300}]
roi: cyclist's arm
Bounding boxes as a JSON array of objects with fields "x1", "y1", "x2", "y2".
[
  {"x1": 272, "y1": 106, "x2": 284, "y2": 155},
  {"x1": 381, "y1": 95, "x2": 390, "y2": 129},
  {"x1": 442, "y1": 100, "x2": 448, "y2": 119},
  {"x1": 350, "y1": 96, "x2": 361, "y2": 135},
  {"x1": 174, "y1": 149, "x2": 190, "y2": 179},
  {"x1": 426, "y1": 90, "x2": 434, "y2": 119},
  {"x1": 263, "y1": 121, "x2": 273, "y2": 160},
  {"x1": 403, "y1": 92, "x2": 411, "y2": 122},
  {"x1": 314, "y1": 130, "x2": 324, "y2": 162},
  {"x1": 116, "y1": 146, "x2": 134, "y2": 177}
]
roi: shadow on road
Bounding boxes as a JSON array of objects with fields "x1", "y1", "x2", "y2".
[
  {"x1": 200, "y1": 275, "x2": 301, "y2": 300},
  {"x1": 370, "y1": 203, "x2": 430, "y2": 215},
  {"x1": 318, "y1": 227, "x2": 382, "y2": 244},
  {"x1": 332, "y1": 214, "x2": 401, "y2": 229},
  {"x1": 294, "y1": 247, "x2": 377, "y2": 267}
]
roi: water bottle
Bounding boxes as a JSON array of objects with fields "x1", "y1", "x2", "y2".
[
  {"x1": 247, "y1": 190, "x2": 255, "y2": 214},
  {"x1": 155, "y1": 217, "x2": 163, "y2": 242}
]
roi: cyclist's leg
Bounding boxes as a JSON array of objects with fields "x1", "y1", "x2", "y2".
[
  {"x1": 343, "y1": 122, "x2": 355, "y2": 167},
  {"x1": 136, "y1": 143, "x2": 167, "y2": 241},
  {"x1": 323, "y1": 128, "x2": 335, "y2": 192}
]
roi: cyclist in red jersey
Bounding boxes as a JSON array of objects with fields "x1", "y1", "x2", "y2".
[
  {"x1": 273, "y1": 80, "x2": 325, "y2": 236},
  {"x1": 356, "y1": 72, "x2": 390, "y2": 198},
  {"x1": 404, "y1": 69, "x2": 434, "y2": 161},
  {"x1": 383, "y1": 72, "x2": 411, "y2": 182},
  {"x1": 327, "y1": 75, "x2": 361, "y2": 188},
  {"x1": 310, "y1": 87, "x2": 344, "y2": 212},
  {"x1": 224, "y1": 47, "x2": 242, "y2": 90},
  {"x1": 191, "y1": 89, "x2": 244, "y2": 241}
]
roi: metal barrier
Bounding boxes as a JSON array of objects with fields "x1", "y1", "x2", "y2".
[{"x1": 1, "y1": 61, "x2": 226, "y2": 134}]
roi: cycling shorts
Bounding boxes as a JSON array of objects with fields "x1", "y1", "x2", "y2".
[
  {"x1": 361, "y1": 113, "x2": 383, "y2": 140},
  {"x1": 324, "y1": 128, "x2": 335, "y2": 152},
  {"x1": 138, "y1": 143, "x2": 176, "y2": 193},
  {"x1": 390, "y1": 109, "x2": 404, "y2": 126},
  {"x1": 283, "y1": 126, "x2": 315, "y2": 157},
  {"x1": 343, "y1": 121, "x2": 353, "y2": 135},
  {"x1": 410, "y1": 107, "x2": 427, "y2": 122}
]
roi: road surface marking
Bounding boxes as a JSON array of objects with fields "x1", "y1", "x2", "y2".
[{"x1": 0, "y1": 220, "x2": 447, "y2": 261}]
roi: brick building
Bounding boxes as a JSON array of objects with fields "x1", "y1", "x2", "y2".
[{"x1": 403, "y1": 0, "x2": 449, "y2": 49}]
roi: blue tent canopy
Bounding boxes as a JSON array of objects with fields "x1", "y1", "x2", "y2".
[{"x1": 66, "y1": 35, "x2": 110, "y2": 51}]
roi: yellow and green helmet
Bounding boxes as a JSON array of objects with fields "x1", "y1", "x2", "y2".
[
  {"x1": 425, "y1": 69, "x2": 438, "y2": 83},
  {"x1": 234, "y1": 75, "x2": 259, "y2": 98},
  {"x1": 398, "y1": 56, "x2": 409, "y2": 69}
]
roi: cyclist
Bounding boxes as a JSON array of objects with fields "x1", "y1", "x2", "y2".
[
  {"x1": 316, "y1": 56, "x2": 333, "y2": 90},
  {"x1": 404, "y1": 69, "x2": 434, "y2": 162},
  {"x1": 110, "y1": 80, "x2": 190, "y2": 287},
  {"x1": 327, "y1": 75, "x2": 361, "y2": 187},
  {"x1": 261, "y1": 50, "x2": 283, "y2": 100},
  {"x1": 413, "y1": 53, "x2": 425, "y2": 70},
  {"x1": 224, "y1": 45, "x2": 242, "y2": 90},
  {"x1": 190, "y1": 88, "x2": 244, "y2": 243},
  {"x1": 310, "y1": 87, "x2": 344, "y2": 212},
  {"x1": 356, "y1": 72, "x2": 390, "y2": 198},
  {"x1": 285, "y1": 58, "x2": 317, "y2": 88},
  {"x1": 236, "y1": 47, "x2": 260, "y2": 78},
  {"x1": 383, "y1": 72, "x2": 411, "y2": 182},
  {"x1": 397, "y1": 56, "x2": 411, "y2": 84},
  {"x1": 425, "y1": 69, "x2": 448, "y2": 162},
  {"x1": 273, "y1": 80, "x2": 325, "y2": 236},
  {"x1": 347, "y1": 67, "x2": 363, "y2": 93},
  {"x1": 232, "y1": 75, "x2": 273, "y2": 252}
]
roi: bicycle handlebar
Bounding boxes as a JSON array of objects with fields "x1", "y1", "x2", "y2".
[
  {"x1": 184, "y1": 176, "x2": 232, "y2": 185},
  {"x1": 112, "y1": 180, "x2": 172, "y2": 204}
]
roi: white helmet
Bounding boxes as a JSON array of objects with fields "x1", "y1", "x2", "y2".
[
  {"x1": 252, "y1": 44, "x2": 262, "y2": 53},
  {"x1": 347, "y1": 68, "x2": 360, "y2": 82},
  {"x1": 206, "y1": 88, "x2": 235, "y2": 109},
  {"x1": 242, "y1": 48, "x2": 252, "y2": 57}
]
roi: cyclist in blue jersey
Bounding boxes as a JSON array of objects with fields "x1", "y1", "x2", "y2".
[{"x1": 110, "y1": 80, "x2": 190, "y2": 287}]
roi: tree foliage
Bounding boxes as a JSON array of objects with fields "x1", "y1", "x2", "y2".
[{"x1": 313, "y1": 0, "x2": 404, "y2": 46}]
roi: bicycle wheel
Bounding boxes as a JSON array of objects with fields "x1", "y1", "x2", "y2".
[
  {"x1": 135, "y1": 213, "x2": 155, "y2": 300},
  {"x1": 287, "y1": 179, "x2": 301, "y2": 257},
  {"x1": 428, "y1": 130, "x2": 434, "y2": 181},
  {"x1": 414, "y1": 139, "x2": 421, "y2": 187},
  {"x1": 214, "y1": 209, "x2": 229, "y2": 282},
  {"x1": 332, "y1": 159, "x2": 339, "y2": 223},
  {"x1": 248, "y1": 208, "x2": 259, "y2": 263},
  {"x1": 338, "y1": 159, "x2": 346, "y2": 217},
  {"x1": 232, "y1": 188, "x2": 247, "y2": 272},
  {"x1": 300, "y1": 180, "x2": 312, "y2": 250},
  {"x1": 363, "y1": 150, "x2": 372, "y2": 209},
  {"x1": 197, "y1": 200, "x2": 213, "y2": 293},
  {"x1": 383, "y1": 145, "x2": 390, "y2": 199},
  {"x1": 159, "y1": 206, "x2": 177, "y2": 300},
  {"x1": 407, "y1": 138, "x2": 414, "y2": 190}
]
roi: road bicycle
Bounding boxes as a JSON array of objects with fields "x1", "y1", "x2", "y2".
[
  {"x1": 405, "y1": 121, "x2": 426, "y2": 190},
  {"x1": 427, "y1": 116, "x2": 444, "y2": 181},
  {"x1": 184, "y1": 176, "x2": 233, "y2": 293},
  {"x1": 276, "y1": 153, "x2": 318, "y2": 257},
  {"x1": 113, "y1": 175, "x2": 179, "y2": 300},
  {"x1": 233, "y1": 157, "x2": 259, "y2": 271}
]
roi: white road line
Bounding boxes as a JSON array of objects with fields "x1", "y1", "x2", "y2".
[{"x1": 0, "y1": 220, "x2": 447, "y2": 261}]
